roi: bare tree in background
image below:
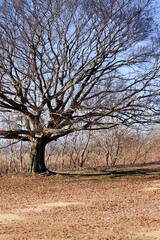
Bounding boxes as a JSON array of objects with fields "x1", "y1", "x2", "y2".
[
  {"x1": 89, "y1": 126, "x2": 160, "y2": 167},
  {"x1": 60, "y1": 131, "x2": 91, "y2": 169},
  {"x1": 0, "y1": 0, "x2": 159, "y2": 173}
]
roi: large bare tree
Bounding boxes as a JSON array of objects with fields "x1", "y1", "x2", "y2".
[{"x1": 0, "y1": 0, "x2": 159, "y2": 173}]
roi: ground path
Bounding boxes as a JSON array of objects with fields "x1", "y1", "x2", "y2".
[{"x1": 0, "y1": 167, "x2": 160, "y2": 239}]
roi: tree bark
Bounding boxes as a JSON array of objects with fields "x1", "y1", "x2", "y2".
[{"x1": 28, "y1": 139, "x2": 47, "y2": 173}]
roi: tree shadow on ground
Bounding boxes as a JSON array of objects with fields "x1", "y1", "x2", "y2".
[
  {"x1": 100, "y1": 167, "x2": 160, "y2": 179},
  {"x1": 55, "y1": 162, "x2": 160, "y2": 180}
]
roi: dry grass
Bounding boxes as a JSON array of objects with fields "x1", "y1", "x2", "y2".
[{"x1": 0, "y1": 168, "x2": 160, "y2": 240}]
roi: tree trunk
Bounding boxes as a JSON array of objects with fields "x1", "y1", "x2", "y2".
[
  {"x1": 105, "y1": 151, "x2": 109, "y2": 167},
  {"x1": 28, "y1": 139, "x2": 47, "y2": 173}
]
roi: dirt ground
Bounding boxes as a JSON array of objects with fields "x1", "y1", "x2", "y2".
[{"x1": 0, "y1": 166, "x2": 160, "y2": 240}]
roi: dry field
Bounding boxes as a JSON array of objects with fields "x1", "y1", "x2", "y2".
[{"x1": 0, "y1": 165, "x2": 160, "y2": 240}]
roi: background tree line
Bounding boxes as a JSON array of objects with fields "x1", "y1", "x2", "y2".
[{"x1": 1, "y1": 125, "x2": 160, "y2": 173}]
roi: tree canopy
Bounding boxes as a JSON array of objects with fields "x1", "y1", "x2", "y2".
[{"x1": 0, "y1": 0, "x2": 159, "y2": 172}]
